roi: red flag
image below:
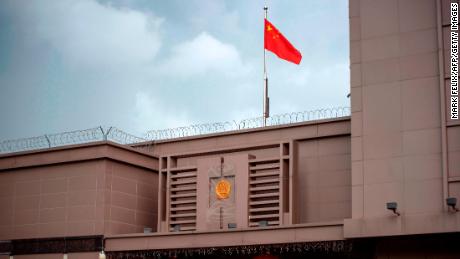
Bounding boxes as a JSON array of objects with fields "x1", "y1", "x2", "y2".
[{"x1": 264, "y1": 19, "x2": 302, "y2": 64}]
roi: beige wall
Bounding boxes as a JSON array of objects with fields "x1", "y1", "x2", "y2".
[
  {"x1": 153, "y1": 119, "x2": 351, "y2": 230},
  {"x1": 296, "y1": 136, "x2": 351, "y2": 223},
  {"x1": 105, "y1": 160, "x2": 158, "y2": 234},
  {"x1": 0, "y1": 160, "x2": 106, "y2": 240},
  {"x1": 445, "y1": 0, "x2": 460, "y2": 210},
  {"x1": 0, "y1": 121, "x2": 349, "y2": 240},
  {"x1": 351, "y1": 0, "x2": 442, "y2": 218},
  {"x1": 448, "y1": 125, "x2": 460, "y2": 205},
  {"x1": 347, "y1": 0, "x2": 460, "y2": 237},
  {"x1": 0, "y1": 142, "x2": 158, "y2": 240}
]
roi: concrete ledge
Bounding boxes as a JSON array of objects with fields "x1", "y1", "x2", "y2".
[
  {"x1": 344, "y1": 212, "x2": 460, "y2": 238},
  {"x1": 0, "y1": 141, "x2": 159, "y2": 171},
  {"x1": 105, "y1": 221, "x2": 344, "y2": 251}
]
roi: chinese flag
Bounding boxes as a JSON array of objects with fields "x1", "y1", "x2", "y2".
[{"x1": 264, "y1": 19, "x2": 302, "y2": 64}]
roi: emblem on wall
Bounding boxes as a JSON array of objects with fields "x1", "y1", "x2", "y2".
[
  {"x1": 215, "y1": 178, "x2": 232, "y2": 200},
  {"x1": 206, "y1": 158, "x2": 236, "y2": 229}
]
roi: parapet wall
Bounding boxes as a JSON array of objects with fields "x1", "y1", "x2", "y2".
[{"x1": 0, "y1": 142, "x2": 159, "y2": 240}]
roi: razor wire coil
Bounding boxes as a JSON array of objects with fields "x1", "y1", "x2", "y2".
[{"x1": 0, "y1": 107, "x2": 350, "y2": 154}]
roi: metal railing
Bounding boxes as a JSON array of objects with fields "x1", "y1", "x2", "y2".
[{"x1": 0, "y1": 107, "x2": 350, "y2": 154}]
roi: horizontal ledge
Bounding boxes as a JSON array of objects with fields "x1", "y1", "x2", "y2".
[
  {"x1": 170, "y1": 179, "x2": 197, "y2": 185},
  {"x1": 170, "y1": 199, "x2": 197, "y2": 205},
  {"x1": 170, "y1": 172, "x2": 197, "y2": 179},
  {"x1": 169, "y1": 166, "x2": 198, "y2": 172},
  {"x1": 249, "y1": 220, "x2": 280, "y2": 227},
  {"x1": 170, "y1": 206, "x2": 196, "y2": 211},
  {"x1": 169, "y1": 226, "x2": 196, "y2": 231},
  {"x1": 106, "y1": 220, "x2": 344, "y2": 239},
  {"x1": 249, "y1": 156, "x2": 280, "y2": 163},
  {"x1": 250, "y1": 186, "x2": 279, "y2": 192},
  {"x1": 171, "y1": 193, "x2": 197, "y2": 198},
  {"x1": 448, "y1": 176, "x2": 460, "y2": 183},
  {"x1": 250, "y1": 164, "x2": 280, "y2": 171},
  {"x1": 170, "y1": 186, "x2": 197, "y2": 192},
  {"x1": 250, "y1": 170, "x2": 280, "y2": 178},
  {"x1": 104, "y1": 221, "x2": 345, "y2": 252},
  {"x1": 250, "y1": 200, "x2": 280, "y2": 206},
  {"x1": 249, "y1": 214, "x2": 279, "y2": 220},
  {"x1": 169, "y1": 219, "x2": 196, "y2": 225},
  {"x1": 250, "y1": 178, "x2": 280, "y2": 185},
  {"x1": 0, "y1": 141, "x2": 159, "y2": 172},
  {"x1": 250, "y1": 192, "x2": 279, "y2": 199},
  {"x1": 170, "y1": 213, "x2": 197, "y2": 218},
  {"x1": 249, "y1": 206, "x2": 280, "y2": 212}
]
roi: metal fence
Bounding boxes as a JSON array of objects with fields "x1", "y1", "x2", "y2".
[{"x1": 0, "y1": 107, "x2": 350, "y2": 154}]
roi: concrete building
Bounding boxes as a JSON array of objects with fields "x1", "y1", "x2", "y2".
[{"x1": 0, "y1": 0, "x2": 459, "y2": 258}]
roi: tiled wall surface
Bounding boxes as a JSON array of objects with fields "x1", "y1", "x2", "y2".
[
  {"x1": 443, "y1": 0, "x2": 460, "y2": 206},
  {"x1": 0, "y1": 160, "x2": 106, "y2": 239},
  {"x1": 297, "y1": 136, "x2": 351, "y2": 222},
  {"x1": 350, "y1": 0, "x2": 460, "y2": 223},
  {"x1": 105, "y1": 160, "x2": 158, "y2": 234},
  {"x1": 0, "y1": 144, "x2": 158, "y2": 240}
]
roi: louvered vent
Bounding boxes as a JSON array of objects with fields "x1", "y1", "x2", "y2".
[
  {"x1": 248, "y1": 157, "x2": 281, "y2": 227},
  {"x1": 168, "y1": 166, "x2": 197, "y2": 231}
]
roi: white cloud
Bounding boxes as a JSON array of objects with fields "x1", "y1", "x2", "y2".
[
  {"x1": 24, "y1": 0, "x2": 163, "y2": 69},
  {"x1": 133, "y1": 91, "x2": 191, "y2": 133},
  {"x1": 160, "y1": 32, "x2": 252, "y2": 78},
  {"x1": 0, "y1": 0, "x2": 349, "y2": 140}
]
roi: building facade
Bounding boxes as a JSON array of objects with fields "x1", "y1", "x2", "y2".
[{"x1": 0, "y1": 0, "x2": 459, "y2": 258}]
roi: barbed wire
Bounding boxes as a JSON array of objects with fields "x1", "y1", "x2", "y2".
[
  {"x1": 105, "y1": 127, "x2": 148, "y2": 145},
  {"x1": 145, "y1": 107, "x2": 350, "y2": 140},
  {"x1": 46, "y1": 127, "x2": 104, "y2": 147},
  {"x1": 0, "y1": 107, "x2": 350, "y2": 154},
  {"x1": 0, "y1": 126, "x2": 147, "y2": 154}
]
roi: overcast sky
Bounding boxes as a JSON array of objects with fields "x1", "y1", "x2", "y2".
[{"x1": 0, "y1": 0, "x2": 349, "y2": 140}]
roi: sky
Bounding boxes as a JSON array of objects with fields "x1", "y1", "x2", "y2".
[{"x1": 0, "y1": 0, "x2": 349, "y2": 140}]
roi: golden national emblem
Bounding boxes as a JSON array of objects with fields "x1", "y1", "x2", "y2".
[{"x1": 215, "y1": 179, "x2": 231, "y2": 200}]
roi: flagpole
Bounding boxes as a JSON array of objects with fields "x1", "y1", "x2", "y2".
[{"x1": 263, "y1": 6, "x2": 269, "y2": 126}]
